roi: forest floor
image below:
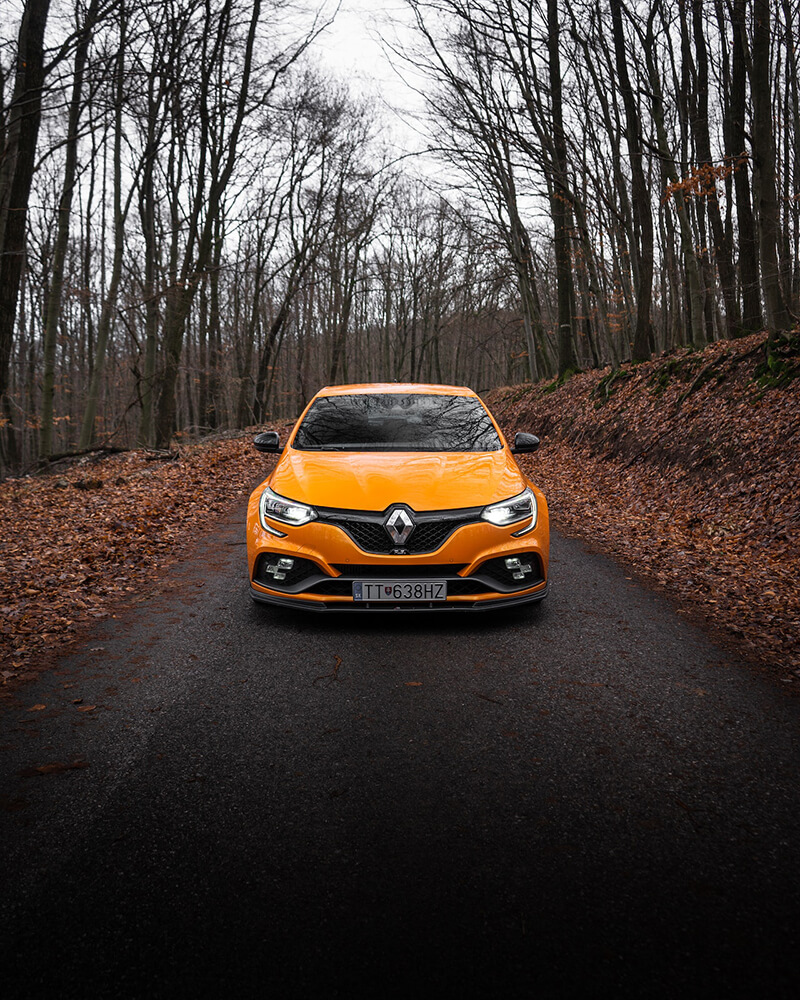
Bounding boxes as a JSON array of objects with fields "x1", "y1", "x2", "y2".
[
  {"x1": 487, "y1": 329, "x2": 800, "y2": 684},
  {"x1": 1, "y1": 329, "x2": 798, "y2": 693}
]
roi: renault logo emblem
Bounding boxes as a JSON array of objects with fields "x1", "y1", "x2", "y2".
[{"x1": 384, "y1": 507, "x2": 415, "y2": 545}]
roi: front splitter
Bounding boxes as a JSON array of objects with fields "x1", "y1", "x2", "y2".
[{"x1": 249, "y1": 583, "x2": 549, "y2": 612}]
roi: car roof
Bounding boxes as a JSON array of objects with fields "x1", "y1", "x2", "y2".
[{"x1": 314, "y1": 383, "x2": 475, "y2": 397}]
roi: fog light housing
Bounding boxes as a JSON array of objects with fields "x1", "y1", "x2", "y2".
[
  {"x1": 504, "y1": 556, "x2": 533, "y2": 581},
  {"x1": 265, "y1": 557, "x2": 295, "y2": 581}
]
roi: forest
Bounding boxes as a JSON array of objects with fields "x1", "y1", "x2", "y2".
[{"x1": 0, "y1": 0, "x2": 798, "y2": 475}]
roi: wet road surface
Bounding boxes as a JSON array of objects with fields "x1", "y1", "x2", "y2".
[{"x1": 2, "y1": 510, "x2": 799, "y2": 998}]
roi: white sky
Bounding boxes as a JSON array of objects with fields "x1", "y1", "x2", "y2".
[
  {"x1": 309, "y1": 0, "x2": 433, "y2": 160},
  {"x1": 313, "y1": 1, "x2": 412, "y2": 98}
]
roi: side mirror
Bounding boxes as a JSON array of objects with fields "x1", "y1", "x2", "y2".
[
  {"x1": 511, "y1": 432, "x2": 540, "y2": 454},
  {"x1": 253, "y1": 431, "x2": 281, "y2": 454}
]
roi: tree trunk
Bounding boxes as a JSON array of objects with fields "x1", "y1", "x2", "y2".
[
  {"x1": 782, "y1": 0, "x2": 800, "y2": 312},
  {"x1": 691, "y1": 0, "x2": 741, "y2": 338},
  {"x1": 548, "y1": 0, "x2": 576, "y2": 376},
  {"x1": 751, "y1": 0, "x2": 791, "y2": 334},
  {"x1": 40, "y1": 0, "x2": 98, "y2": 459},
  {"x1": 154, "y1": 0, "x2": 262, "y2": 447},
  {"x1": 0, "y1": 0, "x2": 51, "y2": 471},
  {"x1": 643, "y1": 8, "x2": 706, "y2": 347},
  {"x1": 610, "y1": 0, "x2": 654, "y2": 361},
  {"x1": 79, "y1": 7, "x2": 128, "y2": 450},
  {"x1": 732, "y1": 0, "x2": 764, "y2": 332}
]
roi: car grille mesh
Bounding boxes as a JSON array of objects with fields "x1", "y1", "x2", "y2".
[
  {"x1": 308, "y1": 564, "x2": 489, "y2": 597},
  {"x1": 307, "y1": 577, "x2": 489, "y2": 597},
  {"x1": 316, "y1": 507, "x2": 482, "y2": 554},
  {"x1": 331, "y1": 564, "x2": 466, "y2": 577}
]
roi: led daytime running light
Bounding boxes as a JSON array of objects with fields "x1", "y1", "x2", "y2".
[
  {"x1": 259, "y1": 487, "x2": 317, "y2": 529},
  {"x1": 481, "y1": 488, "x2": 537, "y2": 528}
]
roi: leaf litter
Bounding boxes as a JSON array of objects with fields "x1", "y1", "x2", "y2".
[
  {"x1": 0, "y1": 429, "x2": 288, "y2": 688},
  {"x1": 487, "y1": 331, "x2": 800, "y2": 681}
]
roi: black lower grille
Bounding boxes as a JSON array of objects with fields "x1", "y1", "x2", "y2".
[
  {"x1": 331, "y1": 564, "x2": 466, "y2": 577},
  {"x1": 255, "y1": 554, "x2": 544, "y2": 599},
  {"x1": 308, "y1": 566, "x2": 495, "y2": 598},
  {"x1": 447, "y1": 579, "x2": 491, "y2": 595},
  {"x1": 308, "y1": 579, "x2": 352, "y2": 596}
]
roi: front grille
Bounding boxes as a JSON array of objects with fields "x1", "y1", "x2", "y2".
[
  {"x1": 345, "y1": 521, "x2": 399, "y2": 552},
  {"x1": 447, "y1": 579, "x2": 491, "y2": 595},
  {"x1": 317, "y1": 505, "x2": 482, "y2": 555},
  {"x1": 331, "y1": 564, "x2": 466, "y2": 577},
  {"x1": 307, "y1": 565, "x2": 493, "y2": 598},
  {"x1": 308, "y1": 579, "x2": 353, "y2": 596}
]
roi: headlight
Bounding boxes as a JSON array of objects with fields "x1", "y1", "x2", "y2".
[
  {"x1": 481, "y1": 487, "x2": 537, "y2": 528},
  {"x1": 259, "y1": 487, "x2": 317, "y2": 529}
]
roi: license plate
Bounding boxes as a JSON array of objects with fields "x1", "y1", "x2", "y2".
[{"x1": 353, "y1": 580, "x2": 448, "y2": 602}]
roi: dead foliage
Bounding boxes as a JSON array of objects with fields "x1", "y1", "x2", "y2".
[
  {"x1": 0, "y1": 429, "x2": 288, "y2": 689},
  {"x1": 19, "y1": 759, "x2": 90, "y2": 777},
  {"x1": 487, "y1": 331, "x2": 800, "y2": 680}
]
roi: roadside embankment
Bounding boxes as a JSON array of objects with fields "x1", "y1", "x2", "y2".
[{"x1": 487, "y1": 331, "x2": 800, "y2": 680}]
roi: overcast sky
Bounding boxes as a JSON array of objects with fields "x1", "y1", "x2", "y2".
[
  {"x1": 313, "y1": 1, "x2": 410, "y2": 97},
  {"x1": 309, "y1": 0, "x2": 433, "y2": 160}
]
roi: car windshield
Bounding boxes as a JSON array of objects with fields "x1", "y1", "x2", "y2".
[{"x1": 292, "y1": 393, "x2": 503, "y2": 452}]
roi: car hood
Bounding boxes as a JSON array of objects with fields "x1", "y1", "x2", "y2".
[{"x1": 268, "y1": 449, "x2": 527, "y2": 512}]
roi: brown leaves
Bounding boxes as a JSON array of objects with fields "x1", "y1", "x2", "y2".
[
  {"x1": 20, "y1": 760, "x2": 89, "y2": 777},
  {"x1": 313, "y1": 655, "x2": 343, "y2": 685},
  {"x1": 0, "y1": 432, "x2": 277, "y2": 683},
  {"x1": 489, "y1": 331, "x2": 800, "y2": 678},
  {"x1": 663, "y1": 159, "x2": 738, "y2": 203}
]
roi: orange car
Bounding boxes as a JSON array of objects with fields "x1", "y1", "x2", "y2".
[{"x1": 247, "y1": 384, "x2": 549, "y2": 611}]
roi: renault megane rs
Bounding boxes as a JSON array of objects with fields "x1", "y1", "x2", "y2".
[{"x1": 247, "y1": 383, "x2": 549, "y2": 611}]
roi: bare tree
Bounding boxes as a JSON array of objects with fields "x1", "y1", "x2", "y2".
[
  {"x1": 40, "y1": 0, "x2": 104, "y2": 459},
  {"x1": 0, "y1": 0, "x2": 51, "y2": 470},
  {"x1": 751, "y1": 0, "x2": 792, "y2": 335},
  {"x1": 609, "y1": 0, "x2": 654, "y2": 361}
]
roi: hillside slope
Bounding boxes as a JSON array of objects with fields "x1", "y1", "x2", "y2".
[{"x1": 487, "y1": 331, "x2": 800, "y2": 679}]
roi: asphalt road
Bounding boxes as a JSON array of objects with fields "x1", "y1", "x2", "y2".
[{"x1": 2, "y1": 509, "x2": 799, "y2": 999}]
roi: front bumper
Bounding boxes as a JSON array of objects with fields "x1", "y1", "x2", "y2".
[
  {"x1": 247, "y1": 493, "x2": 549, "y2": 612},
  {"x1": 250, "y1": 580, "x2": 548, "y2": 611}
]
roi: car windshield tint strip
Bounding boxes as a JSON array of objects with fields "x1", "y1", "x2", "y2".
[{"x1": 292, "y1": 394, "x2": 502, "y2": 452}]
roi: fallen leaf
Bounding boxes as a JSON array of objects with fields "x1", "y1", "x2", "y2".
[
  {"x1": 313, "y1": 655, "x2": 343, "y2": 685},
  {"x1": 20, "y1": 759, "x2": 89, "y2": 776},
  {"x1": 475, "y1": 692, "x2": 503, "y2": 705},
  {"x1": 76, "y1": 704, "x2": 96, "y2": 712},
  {"x1": 28, "y1": 704, "x2": 46, "y2": 712}
]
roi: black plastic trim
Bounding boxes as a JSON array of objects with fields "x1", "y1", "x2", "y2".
[{"x1": 250, "y1": 582, "x2": 549, "y2": 612}]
